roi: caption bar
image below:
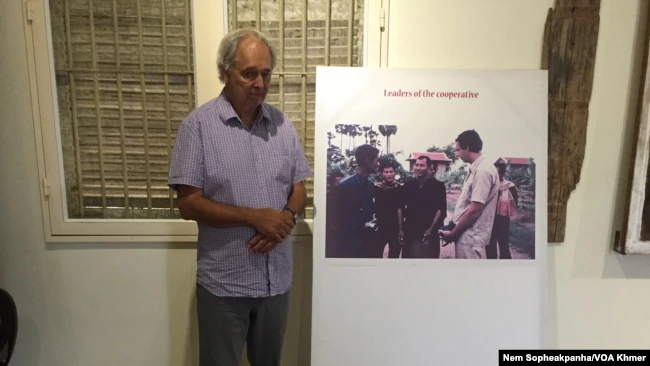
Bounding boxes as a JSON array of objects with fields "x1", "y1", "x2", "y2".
[{"x1": 499, "y1": 350, "x2": 650, "y2": 364}]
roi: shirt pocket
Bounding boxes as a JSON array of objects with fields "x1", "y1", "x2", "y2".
[
  {"x1": 266, "y1": 146, "x2": 294, "y2": 186},
  {"x1": 203, "y1": 143, "x2": 242, "y2": 204}
]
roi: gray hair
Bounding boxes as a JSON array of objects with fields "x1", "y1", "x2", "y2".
[{"x1": 217, "y1": 27, "x2": 277, "y2": 83}]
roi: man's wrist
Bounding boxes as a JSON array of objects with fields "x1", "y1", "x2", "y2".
[
  {"x1": 282, "y1": 205, "x2": 297, "y2": 215},
  {"x1": 283, "y1": 206, "x2": 297, "y2": 224},
  {"x1": 449, "y1": 227, "x2": 460, "y2": 238},
  {"x1": 242, "y1": 208, "x2": 257, "y2": 226}
]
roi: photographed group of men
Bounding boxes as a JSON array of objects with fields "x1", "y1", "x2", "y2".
[
  {"x1": 166, "y1": 26, "x2": 520, "y2": 366},
  {"x1": 327, "y1": 130, "x2": 520, "y2": 261}
]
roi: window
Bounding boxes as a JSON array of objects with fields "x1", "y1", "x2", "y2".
[
  {"x1": 227, "y1": 0, "x2": 366, "y2": 219},
  {"x1": 48, "y1": 0, "x2": 194, "y2": 220},
  {"x1": 28, "y1": 0, "x2": 376, "y2": 241}
]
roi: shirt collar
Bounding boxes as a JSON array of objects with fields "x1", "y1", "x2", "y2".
[
  {"x1": 469, "y1": 154, "x2": 485, "y2": 173},
  {"x1": 215, "y1": 91, "x2": 272, "y2": 127},
  {"x1": 353, "y1": 172, "x2": 367, "y2": 184}
]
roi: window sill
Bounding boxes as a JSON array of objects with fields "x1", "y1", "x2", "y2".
[{"x1": 44, "y1": 220, "x2": 315, "y2": 243}]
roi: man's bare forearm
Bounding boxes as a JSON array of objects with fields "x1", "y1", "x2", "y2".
[
  {"x1": 427, "y1": 210, "x2": 442, "y2": 232},
  {"x1": 179, "y1": 195, "x2": 257, "y2": 228},
  {"x1": 285, "y1": 182, "x2": 307, "y2": 214}
]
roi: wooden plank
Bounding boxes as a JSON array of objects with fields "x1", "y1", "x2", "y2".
[{"x1": 542, "y1": 0, "x2": 600, "y2": 242}]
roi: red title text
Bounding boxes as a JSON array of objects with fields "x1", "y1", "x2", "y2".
[{"x1": 384, "y1": 89, "x2": 480, "y2": 99}]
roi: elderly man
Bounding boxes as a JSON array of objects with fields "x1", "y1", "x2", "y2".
[
  {"x1": 440, "y1": 130, "x2": 499, "y2": 259},
  {"x1": 168, "y1": 28, "x2": 312, "y2": 366}
]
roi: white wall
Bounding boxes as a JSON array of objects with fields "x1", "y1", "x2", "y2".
[
  {"x1": 0, "y1": 1, "x2": 648, "y2": 366},
  {"x1": 387, "y1": 0, "x2": 650, "y2": 348},
  {"x1": 553, "y1": 0, "x2": 650, "y2": 347}
]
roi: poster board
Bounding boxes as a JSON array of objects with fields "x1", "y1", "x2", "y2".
[{"x1": 311, "y1": 67, "x2": 548, "y2": 366}]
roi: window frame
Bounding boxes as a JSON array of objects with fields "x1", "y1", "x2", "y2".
[{"x1": 26, "y1": 0, "x2": 382, "y2": 243}]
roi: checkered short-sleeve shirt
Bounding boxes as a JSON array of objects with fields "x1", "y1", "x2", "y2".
[{"x1": 168, "y1": 92, "x2": 313, "y2": 298}]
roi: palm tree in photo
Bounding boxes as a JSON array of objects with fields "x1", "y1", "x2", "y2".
[
  {"x1": 348, "y1": 125, "x2": 363, "y2": 149},
  {"x1": 335, "y1": 124, "x2": 346, "y2": 149},
  {"x1": 378, "y1": 125, "x2": 397, "y2": 154}
]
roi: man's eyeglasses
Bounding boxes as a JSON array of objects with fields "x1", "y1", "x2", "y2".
[{"x1": 241, "y1": 70, "x2": 272, "y2": 82}]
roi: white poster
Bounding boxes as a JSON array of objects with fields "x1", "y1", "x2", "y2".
[{"x1": 311, "y1": 67, "x2": 547, "y2": 366}]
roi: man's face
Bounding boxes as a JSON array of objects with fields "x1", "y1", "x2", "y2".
[
  {"x1": 382, "y1": 167, "x2": 395, "y2": 182},
  {"x1": 223, "y1": 36, "x2": 272, "y2": 110},
  {"x1": 367, "y1": 155, "x2": 380, "y2": 173},
  {"x1": 454, "y1": 141, "x2": 470, "y2": 163},
  {"x1": 414, "y1": 158, "x2": 428, "y2": 177}
]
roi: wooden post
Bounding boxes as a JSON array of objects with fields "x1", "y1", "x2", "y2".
[{"x1": 542, "y1": 0, "x2": 600, "y2": 242}]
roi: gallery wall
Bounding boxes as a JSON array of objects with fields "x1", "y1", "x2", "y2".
[
  {"x1": 0, "y1": 1, "x2": 648, "y2": 365},
  {"x1": 386, "y1": 0, "x2": 650, "y2": 348}
]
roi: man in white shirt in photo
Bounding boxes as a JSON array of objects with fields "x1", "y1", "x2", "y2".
[{"x1": 440, "y1": 129, "x2": 499, "y2": 259}]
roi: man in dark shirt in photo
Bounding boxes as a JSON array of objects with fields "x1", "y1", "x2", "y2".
[
  {"x1": 398, "y1": 156, "x2": 447, "y2": 258},
  {"x1": 328, "y1": 144, "x2": 380, "y2": 258},
  {"x1": 374, "y1": 163, "x2": 404, "y2": 258}
]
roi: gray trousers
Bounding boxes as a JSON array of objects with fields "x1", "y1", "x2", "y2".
[{"x1": 196, "y1": 284, "x2": 290, "y2": 366}]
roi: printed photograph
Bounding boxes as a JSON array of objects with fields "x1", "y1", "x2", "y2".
[{"x1": 324, "y1": 124, "x2": 536, "y2": 260}]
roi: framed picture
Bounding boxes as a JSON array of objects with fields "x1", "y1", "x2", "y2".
[{"x1": 618, "y1": 11, "x2": 650, "y2": 254}]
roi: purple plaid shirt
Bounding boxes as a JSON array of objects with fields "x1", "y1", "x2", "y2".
[{"x1": 168, "y1": 92, "x2": 312, "y2": 298}]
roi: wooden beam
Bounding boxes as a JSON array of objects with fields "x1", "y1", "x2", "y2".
[{"x1": 542, "y1": 0, "x2": 600, "y2": 242}]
